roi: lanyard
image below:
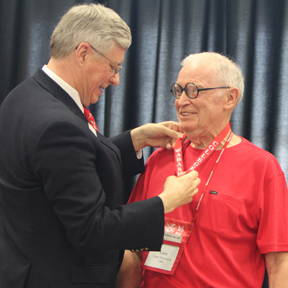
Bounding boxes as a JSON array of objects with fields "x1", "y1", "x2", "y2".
[
  {"x1": 174, "y1": 123, "x2": 233, "y2": 221},
  {"x1": 174, "y1": 123, "x2": 231, "y2": 177}
]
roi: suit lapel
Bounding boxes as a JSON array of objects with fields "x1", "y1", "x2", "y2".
[
  {"x1": 32, "y1": 69, "x2": 121, "y2": 161},
  {"x1": 33, "y1": 69, "x2": 87, "y2": 123}
]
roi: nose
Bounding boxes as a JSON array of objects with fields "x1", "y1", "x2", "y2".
[
  {"x1": 110, "y1": 73, "x2": 120, "y2": 86},
  {"x1": 177, "y1": 90, "x2": 191, "y2": 105}
]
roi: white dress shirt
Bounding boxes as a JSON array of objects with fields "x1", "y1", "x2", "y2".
[{"x1": 42, "y1": 65, "x2": 97, "y2": 136}]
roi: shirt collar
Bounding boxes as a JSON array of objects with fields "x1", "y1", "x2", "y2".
[{"x1": 42, "y1": 65, "x2": 84, "y2": 113}]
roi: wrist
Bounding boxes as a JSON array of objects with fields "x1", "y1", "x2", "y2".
[
  {"x1": 131, "y1": 126, "x2": 146, "y2": 151},
  {"x1": 158, "y1": 194, "x2": 174, "y2": 214}
]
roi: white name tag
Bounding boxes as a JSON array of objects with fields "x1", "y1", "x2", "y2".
[
  {"x1": 141, "y1": 218, "x2": 193, "y2": 275},
  {"x1": 144, "y1": 244, "x2": 179, "y2": 272}
]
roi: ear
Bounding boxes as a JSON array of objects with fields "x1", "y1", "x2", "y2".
[
  {"x1": 224, "y1": 87, "x2": 240, "y2": 110},
  {"x1": 75, "y1": 42, "x2": 90, "y2": 66}
]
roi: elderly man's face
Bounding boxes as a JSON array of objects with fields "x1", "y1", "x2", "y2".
[{"x1": 174, "y1": 61, "x2": 228, "y2": 139}]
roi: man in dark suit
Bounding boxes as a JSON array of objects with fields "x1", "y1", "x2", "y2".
[{"x1": 0, "y1": 3, "x2": 200, "y2": 288}]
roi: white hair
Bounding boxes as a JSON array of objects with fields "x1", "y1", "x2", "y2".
[{"x1": 181, "y1": 52, "x2": 245, "y2": 106}]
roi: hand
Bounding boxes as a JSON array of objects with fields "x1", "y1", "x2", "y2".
[
  {"x1": 158, "y1": 171, "x2": 200, "y2": 213},
  {"x1": 116, "y1": 250, "x2": 143, "y2": 288},
  {"x1": 131, "y1": 121, "x2": 184, "y2": 151}
]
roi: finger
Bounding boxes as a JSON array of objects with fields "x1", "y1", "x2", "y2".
[
  {"x1": 183, "y1": 170, "x2": 198, "y2": 177},
  {"x1": 159, "y1": 122, "x2": 184, "y2": 135},
  {"x1": 160, "y1": 121, "x2": 185, "y2": 134},
  {"x1": 170, "y1": 138, "x2": 177, "y2": 149},
  {"x1": 161, "y1": 125, "x2": 184, "y2": 139},
  {"x1": 165, "y1": 141, "x2": 172, "y2": 150}
]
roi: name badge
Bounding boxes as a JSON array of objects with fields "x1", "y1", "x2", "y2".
[{"x1": 142, "y1": 218, "x2": 193, "y2": 275}]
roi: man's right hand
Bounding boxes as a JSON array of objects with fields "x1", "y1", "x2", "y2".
[{"x1": 158, "y1": 171, "x2": 200, "y2": 213}]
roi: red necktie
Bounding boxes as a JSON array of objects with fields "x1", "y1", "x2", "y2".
[{"x1": 83, "y1": 106, "x2": 98, "y2": 132}]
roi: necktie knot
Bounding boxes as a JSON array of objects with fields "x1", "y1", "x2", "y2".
[{"x1": 83, "y1": 106, "x2": 98, "y2": 132}]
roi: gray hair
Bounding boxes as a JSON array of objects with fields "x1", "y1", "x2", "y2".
[
  {"x1": 50, "y1": 3, "x2": 132, "y2": 59},
  {"x1": 181, "y1": 52, "x2": 245, "y2": 106}
]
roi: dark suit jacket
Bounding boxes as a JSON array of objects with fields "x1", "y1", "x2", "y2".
[{"x1": 0, "y1": 70, "x2": 164, "y2": 288}]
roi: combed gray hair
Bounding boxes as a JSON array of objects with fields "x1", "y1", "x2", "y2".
[
  {"x1": 50, "y1": 3, "x2": 132, "y2": 59},
  {"x1": 181, "y1": 52, "x2": 245, "y2": 106}
]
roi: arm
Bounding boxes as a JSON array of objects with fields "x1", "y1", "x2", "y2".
[
  {"x1": 34, "y1": 121, "x2": 198, "y2": 253},
  {"x1": 116, "y1": 250, "x2": 143, "y2": 288},
  {"x1": 131, "y1": 121, "x2": 201, "y2": 213},
  {"x1": 265, "y1": 251, "x2": 288, "y2": 287},
  {"x1": 33, "y1": 121, "x2": 166, "y2": 253},
  {"x1": 115, "y1": 126, "x2": 200, "y2": 214},
  {"x1": 110, "y1": 130, "x2": 145, "y2": 179}
]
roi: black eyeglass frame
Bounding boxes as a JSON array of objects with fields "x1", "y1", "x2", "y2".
[
  {"x1": 75, "y1": 43, "x2": 122, "y2": 75},
  {"x1": 171, "y1": 82, "x2": 230, "y2": 99}
]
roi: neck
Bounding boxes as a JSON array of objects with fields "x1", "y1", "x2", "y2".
[
  {"x1": 187, "y1": 123, "x2": 228, "y2": 149},
  {"x1": 190, "y1": 130, "x2": 242, "y2": 150},
  {"x1": 46, "y1": 57, "x2": 77, "y2": 89},
  {"x1": 188, "y1": 122, "x2": 242, "y2": 150}
]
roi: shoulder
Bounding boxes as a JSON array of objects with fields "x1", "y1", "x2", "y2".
[
  {"x1": 142, "y1": 147, "x2": 176, "y2": 179},
  {"x1": 146, "y1": 147, "x2": 174, "y2": 165},
  {"x1": 231, "y1": 137, "x2": 284, "y2": 177},
  {"x1": 241, "y1": 137, "x2": 279, "y2": 160}
]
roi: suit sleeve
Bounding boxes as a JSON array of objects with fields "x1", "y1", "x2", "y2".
[
  {"x1": 110, "y1": 130, "x2": 145, "y2": 179},
  {"x1": 32, "y1": 121, "x2": 164, "y2": 256}
]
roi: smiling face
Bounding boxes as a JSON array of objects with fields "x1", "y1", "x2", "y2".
[
  {"x1": 174, "y1": 59, "x2": 230, "y2": 145},
  {"x1": 76, "y1": 43, "x2": 126, "y2": 106}
]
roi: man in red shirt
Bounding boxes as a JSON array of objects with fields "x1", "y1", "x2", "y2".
[{"x1": 117, "y1": 52, "x2": 288, "y2": 288}]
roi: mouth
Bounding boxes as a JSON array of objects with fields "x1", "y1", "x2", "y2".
[
  {"x1": 182, "y1": 112, "x2": 192, "y2": 116},
  {"x1": 180, "y1": 112, "x2": 195, "y2": 116},
  {"x1": 98, "y1": 86, "x2": 105, "y2": 95}
]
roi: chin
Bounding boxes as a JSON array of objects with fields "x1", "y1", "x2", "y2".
[
  {"x1": 91, "y1": 96, "x2": 100, "y2": 104},
  {"x1": 180, "y1": 119, "x2": 199, "y2": 131},
  {"x1": 179, "y1": 123, "x2": 191, "y2": 133}
]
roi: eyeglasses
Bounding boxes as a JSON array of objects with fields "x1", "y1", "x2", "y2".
[
  {"x1": 75, "y1": 44, "x2": 123, "y2": 75},
  {"x1": 171, "y1": 82, "x2": 230, "y2": 99},
  {"x1": 89, "y1": 44, "x2": 122, "y2": 75}
]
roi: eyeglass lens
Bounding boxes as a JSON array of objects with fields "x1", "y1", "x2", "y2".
[{"x1": 171, "y1": 83, "x2": 197, "y2": 99}]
